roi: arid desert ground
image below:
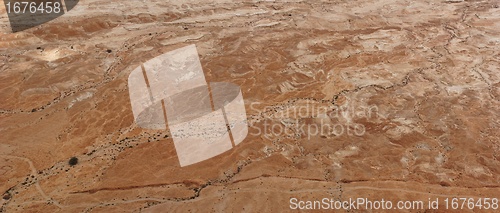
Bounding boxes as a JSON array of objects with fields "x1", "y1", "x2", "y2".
[{"x1": 1, "y1": 0, "x2": 499, "y2": 212}]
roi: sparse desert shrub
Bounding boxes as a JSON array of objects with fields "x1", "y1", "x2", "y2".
[{"x1": 69, "y1": 157, "x2": 78, "y2": 166}]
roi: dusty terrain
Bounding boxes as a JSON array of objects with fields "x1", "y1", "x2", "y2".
[{"x1": 1, "y1": 0, "x2": 499, "y2": 212}]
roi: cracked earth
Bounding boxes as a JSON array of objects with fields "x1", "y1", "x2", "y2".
[{"x1": 0, "y1": 0, "x2": 499, "y2": 212}]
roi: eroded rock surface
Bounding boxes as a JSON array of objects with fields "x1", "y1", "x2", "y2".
[{"x1": 1, "y1": 0, "x2": 499, "y2": 212}]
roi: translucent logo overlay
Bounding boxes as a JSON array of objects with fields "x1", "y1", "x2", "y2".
[{"x1": 128, "y1": 45, "x2": 248, "y2": 167}]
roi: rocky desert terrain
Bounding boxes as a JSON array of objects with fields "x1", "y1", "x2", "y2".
[{"x1": 0, "y1": 0, "x2": 499, "y2": 212}]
